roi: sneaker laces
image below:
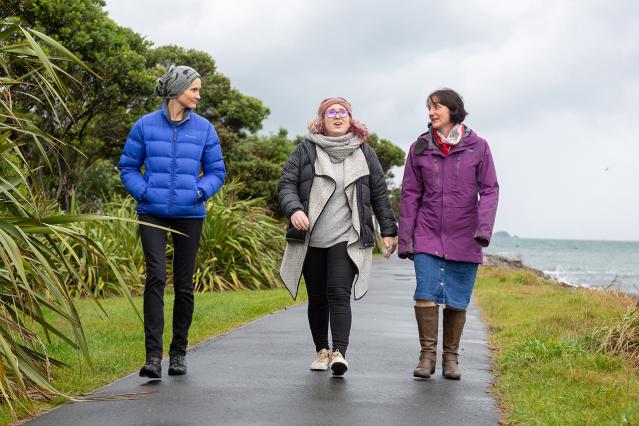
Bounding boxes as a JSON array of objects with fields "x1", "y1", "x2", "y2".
[
  {"x1": 315, "y1": 349, "x2": 330, "y2": 363},
  {"x1": 331, "y1": 350, "x2": 345, "y2": 362}
]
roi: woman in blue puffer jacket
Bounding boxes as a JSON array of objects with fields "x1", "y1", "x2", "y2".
[{"x1": 119, "y1": 65, "x2": 226, "y2": 379}]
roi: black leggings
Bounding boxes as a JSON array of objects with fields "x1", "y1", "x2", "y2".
[
  {"x1": 303, "y1": 241, "x2": 357, "y2": 355},
  {"x1": 139, "y1": 214, "x2": 204, "y2": 358}
]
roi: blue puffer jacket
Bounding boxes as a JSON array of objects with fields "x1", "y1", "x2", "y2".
[{"x1": 119, "y1": 102, "x2": 226, "y2": 218}]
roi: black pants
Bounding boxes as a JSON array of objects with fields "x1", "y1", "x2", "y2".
[
  {"x1": 303, "y1": 241, "x2": 356, "y2": 355},
  {"x1": 139, "y1": 214, "x2": 204, "y2": 358}
]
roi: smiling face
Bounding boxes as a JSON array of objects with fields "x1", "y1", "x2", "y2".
[
  {"x1": 427, "y1": 96, "x2": 452, "y2": 133},
  {"x1": 322, "y1": 103, "x2": 351, "y2": 137},
  {"x1": 175, "y1": 78, "x2": 202, "y2": 109}
]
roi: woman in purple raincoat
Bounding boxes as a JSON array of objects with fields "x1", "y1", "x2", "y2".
[{"x1": 398, "y1": 88, "x2": 499, "y2": 380}]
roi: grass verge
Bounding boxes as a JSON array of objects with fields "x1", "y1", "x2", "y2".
[
  {"x1": 474, "y1": 267, "x2": 639, "y2": 425},
  {"x1": 1, "y1": 287, "x2": 305, "y2": 425}
]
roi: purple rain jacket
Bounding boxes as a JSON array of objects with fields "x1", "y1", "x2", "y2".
[{"x1": 398, "y1": 126, "x2": 499, "y2": 264}]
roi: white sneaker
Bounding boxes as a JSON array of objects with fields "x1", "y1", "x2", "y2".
[
  {"x1": 329, "y1": 350, "x2": 349, "y2": 376},
  {"x1": 309, "y1": 349, "x2": 331, "y2": 371}
]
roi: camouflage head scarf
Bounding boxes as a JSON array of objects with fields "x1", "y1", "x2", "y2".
[{"x1": 154, "y1": 65, "x2": 201, "y2": 98}]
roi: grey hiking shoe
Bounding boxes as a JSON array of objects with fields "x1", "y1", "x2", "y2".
[
  {"x1": 168, "y1": 354, "x2": 187, "y2": 376},
  {"x1": 139, "y1": 357, "x2": 162, "y2": 379}
]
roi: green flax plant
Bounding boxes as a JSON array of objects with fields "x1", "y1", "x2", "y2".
[
  {"x1": 193, "y1": 180, "x2": 285, "y2": 292},
  {"x1": 69, "y1": 195, "x2": 146, "y2": 297},
  {"x1": 72, "y1": 181, "x2": 286, "y2": 295},
  {"x1": 0, "y1": 18, "x2": 135, "y2": 418}
]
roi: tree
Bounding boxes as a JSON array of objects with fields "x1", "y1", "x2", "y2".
[
  {"x1": 146, "y1": 45, "x2": 270, "y2": 152},
  {"x1": 3, "y1": 0, "x2": 271, "y2": 210},
  {"x1": 4, "y1": 0, "x2": 156, "y2": 209},
  {"x1": 366, "y1": 133, "x2": 405, "y2": 252},
  {"x1": 225, "y1": 128, "x2": 296, "y2": 213},
  {"x1": 367, "y1": 133, "x2": 406, "y2": 181}
]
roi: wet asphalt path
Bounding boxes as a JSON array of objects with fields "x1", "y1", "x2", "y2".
[{"x1": 28, "y1": 256, "x2": 498, "y2": 426}]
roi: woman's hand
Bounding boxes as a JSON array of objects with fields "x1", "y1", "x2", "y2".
[
  {"x1": 290, "y1": 210, "x2": 310, "y2": 231},
  {"x1": 383, "y1": 236, "x2": 398, "y2": 259}
]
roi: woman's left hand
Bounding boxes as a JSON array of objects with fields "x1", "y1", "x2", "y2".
[{"x1": 383, "y1": 237, "x2": 398, "y2": 259}]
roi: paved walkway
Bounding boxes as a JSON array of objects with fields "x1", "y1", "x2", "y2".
[{"x1": 28, "y1": 256, "x2": 498, "y2": 426}]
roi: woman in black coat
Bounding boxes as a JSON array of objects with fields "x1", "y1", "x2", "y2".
[{"x1": 278, "y1": 97, "x2": 397, "y2": 376}]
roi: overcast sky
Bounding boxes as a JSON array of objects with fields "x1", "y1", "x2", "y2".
[{"x1": 105, "y1": 0, "x2": 639, "y2": 241}]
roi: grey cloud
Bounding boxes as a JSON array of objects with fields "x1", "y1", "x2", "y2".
[{"x1": 105, "y1": 0, "x2": 639, "y2": 240}]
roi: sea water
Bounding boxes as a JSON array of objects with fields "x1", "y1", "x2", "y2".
[{"x1": 485, "y1": 234, "x2": 639, "y2": 294}]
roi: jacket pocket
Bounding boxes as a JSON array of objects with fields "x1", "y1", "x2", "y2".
[
  {"x1": 139, "y1": 185, "x2": 148, "y2": 203},
  {"x1": 193, "y1": 176, "x2": 201, "y2": 208}
]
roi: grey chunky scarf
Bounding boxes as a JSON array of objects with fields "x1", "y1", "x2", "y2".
[{"x1": 307, "y1": 132, "x2": 362, "y2": 161}]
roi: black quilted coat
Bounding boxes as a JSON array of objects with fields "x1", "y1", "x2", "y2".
[{"x1": 278, "y1": 138, "x2": 397, "y2": 247}]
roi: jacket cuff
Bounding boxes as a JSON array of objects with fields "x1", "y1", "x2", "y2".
[
  {"x1": 474, "y1": 234, "x2": 490, "y2": 247},
  {"x1": 288, "y1": 208, "x2": 302, "y2": 218}
]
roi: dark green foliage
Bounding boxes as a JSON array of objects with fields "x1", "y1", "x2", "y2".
[
  {"x1": 225, "y1": 128, "x2": 296, "y2": 213},
  {"x1": 146, "y1": 45, "x2": 270, "y2": 151},
  {"x1": 367, "y1": 133, "x2": 406, "y2": 179},
  {"x1": 73, "y1": 182, "x2": 285, "y2": 297},
  {"x1": 74, "y1": 159, "x2": 125, "y2": 212},
  {"x1": 390, "y1": 187, "x2": 401, "y2": 220},
  {"x1": 193, "y1": 180, "x2": 285, "y2": 292},
  {"x1": 3, "y1": 0, "x2": 270, "y2": 209},
  {"x1": 5, "y1": 0, "x2": 156, "y2": 208}
]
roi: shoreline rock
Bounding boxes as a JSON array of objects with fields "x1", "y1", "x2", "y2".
[
  {"x1": 483, "y1": 254, "x2": 550, "y2": 279},
  {"x1": 483, "y1": 254, "x2": 639, "y2": 303}
]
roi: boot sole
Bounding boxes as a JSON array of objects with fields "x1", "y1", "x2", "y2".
[
  {"x1": 168, "y1": 369, "x2": 186, "y2": 376},
  {"x1": 139, "y1": 368, "x2": 161, "y2": 379},
  {"x1": 331, "y1": 362, "x2": 348, "y2": 376},
  {"x1": 310, "y1": 366, "x2": 329, "y2": 371}
]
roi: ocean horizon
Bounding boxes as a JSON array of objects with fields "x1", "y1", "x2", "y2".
[{"x1": 485, "y1": 233, "x2": 639, "y2": 295}]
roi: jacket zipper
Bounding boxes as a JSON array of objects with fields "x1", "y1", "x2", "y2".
[
  {"x1": 454, "y1": 152, "x2": 462, "y2": 187},
  {"x1": 432, "y1": 138, "x2": 445, "y2": 258},
  {"x1": 169, "y1": 126, "x2": 177, "y2": 214},
  {"x1": 440, "y1": 156, "x2": 446, "y2": 258}
]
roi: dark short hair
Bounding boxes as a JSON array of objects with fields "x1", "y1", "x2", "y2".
[{"x1": 427, "y1": 88, "x2": 468, "y2": 124}]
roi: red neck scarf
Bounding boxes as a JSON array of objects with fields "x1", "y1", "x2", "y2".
[{"x1": 432, "y1": 130, "x2": 451, "y2": 156}]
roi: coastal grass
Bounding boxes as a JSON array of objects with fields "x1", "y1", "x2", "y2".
[
  {"x1": 475, "y1": 267, "x2": 639, "y2": 425},
  {"x1": 0, "y1": 286, "x2": 306, "y2": 425}
]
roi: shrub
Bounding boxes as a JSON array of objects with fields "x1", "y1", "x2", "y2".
[
  {"x1": 589, "y1": 307, "x2": 639, "y2": 366},
  {"x1": 69, "y1": 180, "x2": 285, "y2": 297},
  {"x1": 193, "y1": 181, "x2": 285, "y2": 291}
]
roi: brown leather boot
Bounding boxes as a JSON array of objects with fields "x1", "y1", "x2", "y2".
[
  {"x1": 442, "y1": 307, "x2": 466, "y2": 380},
  {"x1": 413, "y1": 306, "x2": 438, "y2": 378}
]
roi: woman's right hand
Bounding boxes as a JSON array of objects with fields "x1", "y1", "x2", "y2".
[{"x1": 290, "y1": 210, "x2": 310, "y2": 231}]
